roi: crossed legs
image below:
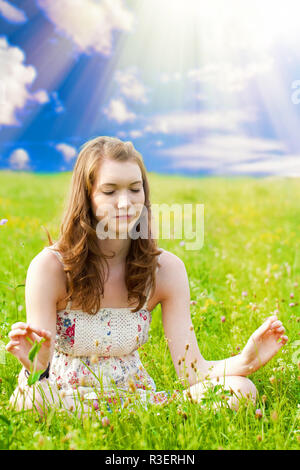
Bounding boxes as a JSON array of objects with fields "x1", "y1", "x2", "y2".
[
  {"x1": 10, "y1": 369, "x2": 257, "y2": 417},
  {"x1": 9, "y1": 368, "x2": 93, "y2": 418},
  {"x1": 183, "y1": 375, "x2": 257, "y2": 411}
]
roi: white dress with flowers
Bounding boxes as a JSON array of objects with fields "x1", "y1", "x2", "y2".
[{"x1": 44, "y1": 245, "x2": 169, "y2": 408}]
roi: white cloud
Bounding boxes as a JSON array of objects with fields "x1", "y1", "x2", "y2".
[
  {"x1": 129, "y1": 130, "x2": 143, "y2": 139},
  {"x1": 187, "y1": 58, "x2": 274, "y2": 93},
  {"x1": 117, "y1": 129, "x2": 143, "y2": 139},
  {"x1": 170, "y1": 158, "x2": 221, "y2": 171},
  {"x1": 114, "y1": 67, "x2": 149, "y2": 103},
  {"x1": 31, "y1": 89, "x2": 50, "y2": 104},
  {"x1": 50, "y1": 91, "x2": 65, "y2": 114},
  {"x1": 55, "y1": 143, "x2": 77, "y2": 162},
  {"x1": 36, "y1": 0, "x2": 134, "y2": 56},
  {"x1": 160, "y1": 134, "x2": 286, "y2": 162},
  {"x1": 8, "y1": 148, "x2": 30, "y2": 170},
  {"x1": 145, "y1": 108, "x2": 257, "y2": 135},
  {"x1": 227, "y1": 155, "x2": 300, "y2": 177},
  {"x1": 117, "y1": 130, "x2": 126, "y2": 138},
  {"x1": 169, "y1": 155, "x2": 300, "y2": 176},
  {"x1": 0, "y1": 37, "x2": 49, "y2": 126},
  {"x1": 0, "y1": 0, "x2": 27, "y2": 24},
  {"x1": 103, "y1": 98, "x2": 136, "y2": 124},
  {"x1": 159, "y1": 133, "x2": 299, "y2": 176}
]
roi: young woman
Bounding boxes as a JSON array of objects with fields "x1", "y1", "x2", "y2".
[{"x1": 6, "y1": 136, "x2": 288, "y2": 416}]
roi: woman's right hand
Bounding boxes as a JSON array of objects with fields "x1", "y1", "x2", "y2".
[{"x1": 6, "y1": 322, "x2": 52, "y2": 372}]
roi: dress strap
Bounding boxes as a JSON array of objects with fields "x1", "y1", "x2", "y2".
[
  {"x1": 44, "y1": 246, "x2": 72, "y2": 312},
  {"x1": 65, "y1": 299, "x2": 73, "y2": 311}
]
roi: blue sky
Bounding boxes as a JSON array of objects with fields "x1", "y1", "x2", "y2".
[{"x1": 0, "y1": 0, "x2": 300, "y2": 176}]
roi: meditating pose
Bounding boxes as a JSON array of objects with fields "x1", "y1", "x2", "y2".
[{"x1": 6, "y1": 136, "x2": 288, "y2": 417}]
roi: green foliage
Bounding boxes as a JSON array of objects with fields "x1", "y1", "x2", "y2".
[
  {"x1": 0, "y1": 171, "x2": 299, "y2": 450},
  {"x1": 25, "y1": 337, "x2": 46, "y2": 385},
  {"x1": 27, "y1": 337, "x2": 44, "y2": 363}
]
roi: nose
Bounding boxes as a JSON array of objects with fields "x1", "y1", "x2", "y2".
[{"x1": 117, "y1": 192, "x2": 130, "y2": 211}]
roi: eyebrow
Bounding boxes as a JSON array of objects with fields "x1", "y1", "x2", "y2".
[{"x1": 99, "y1": 180, "x2": 142, "y2": 188}]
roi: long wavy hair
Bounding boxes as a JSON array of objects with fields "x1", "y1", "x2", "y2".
[{"x1": 44, "y1": 136, "x2": 162, "y2": 314}]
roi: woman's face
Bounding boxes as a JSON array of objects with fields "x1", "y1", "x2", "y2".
[{"x1": 90, "y1": 159, "x2": 146, "y2": 238}]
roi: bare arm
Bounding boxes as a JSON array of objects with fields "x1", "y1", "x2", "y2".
[
  {"x1": 6, "y1": 250, "x2": 61, "y2": 372},
  {"x1": 159, "y1": 252, "x2": 288, "y2": 386}
]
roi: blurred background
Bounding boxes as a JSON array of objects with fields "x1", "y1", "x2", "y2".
[{"x1": 0, "y1": 0, "x2": 300, "y2": 177}]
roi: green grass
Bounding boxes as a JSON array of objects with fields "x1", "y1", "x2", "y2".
[{"x1": 0, "y1": 170, "x2": 299, "y2": 450}]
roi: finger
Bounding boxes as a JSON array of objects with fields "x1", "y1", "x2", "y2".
[
  {"x1": 280, "y1": 335, "x2": 288, "y2": 342},
  {"x1": 8, "y1": 329, "x2": 43, "y2": 348},
  {"x1": 269, "y1": 323, "x2": 285, "y2": 333},
  {"x1": 5, "y1": 340, "x2": 20, "y2": 351},
  {"x1": 263, "y1": 314, "x2": 278, "y2": 323},
  {"x1": 8, "y1": 328, "x2": 29, "y2": 339},
  {"x1": 266, "y1": 326, "x2": 286, "y2": 339},
  {"x1": 270, "y1": 320, "x2": 282, "y2": 329},
  {"x1": 276, "y1": 334, "x2": 288, "y2": 344},
  {"x1": 11, "y1": 322, "x2": 29, "y2": 330},
  {"x1": 253, "y1": 317, "x2": 273, "y2": 339},
  {"x1": 27, "y1": 325, "x2": 52, "y2": 339}
]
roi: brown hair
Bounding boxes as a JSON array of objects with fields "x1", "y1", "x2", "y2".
[{"x1": 45, "y1": 136, "x2": 162, "y2": 314}]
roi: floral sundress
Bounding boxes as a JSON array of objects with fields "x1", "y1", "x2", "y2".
[{"x1": 44, "y1": 246, "x2": 170, "y2": 411}]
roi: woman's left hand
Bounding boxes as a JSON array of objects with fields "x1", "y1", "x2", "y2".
[{"x1": 241, "y1": 315, "x2": 288, "y2": 374}]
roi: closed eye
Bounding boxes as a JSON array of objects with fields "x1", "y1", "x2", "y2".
[{"x1": 103, "y1": 189, "x2": 141, "y2": 195}]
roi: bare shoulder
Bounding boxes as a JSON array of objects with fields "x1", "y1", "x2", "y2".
[
  {"x1": 26, "y1": 247, "x2": 66, "y2": 301},
  {"x1": 158, "y1": 249, "x2": 186, "y2": 272},
  {"x1": 156, "y1": 249, "x2": 189, "y2": 304},
  {"x1": 29, "y1": 247, "x2": 62, "y2": 273}
]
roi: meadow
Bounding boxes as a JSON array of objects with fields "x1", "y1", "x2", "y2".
[{"x1": 0, "y1": 170, "x2": 299, "y2": 450}]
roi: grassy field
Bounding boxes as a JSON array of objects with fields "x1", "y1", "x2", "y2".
[{"x1": 0, "y1": 170, "x2": 299, "y2": 450}]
